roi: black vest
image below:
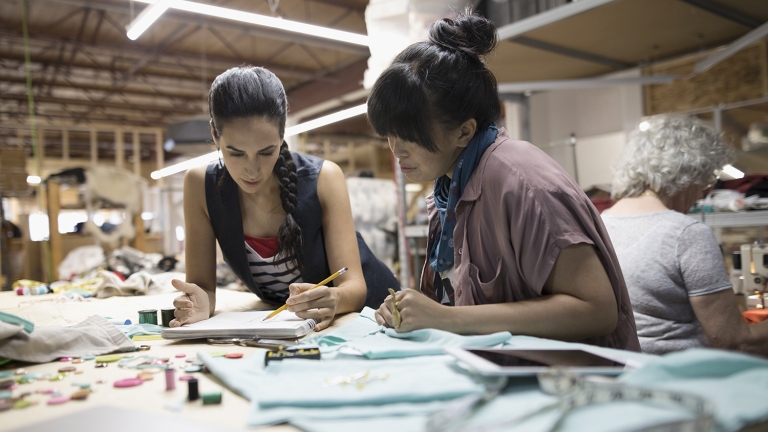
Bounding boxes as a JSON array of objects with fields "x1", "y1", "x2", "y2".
[{"x1": 205, "y1": 152, "x2": 399, "y2": 309}]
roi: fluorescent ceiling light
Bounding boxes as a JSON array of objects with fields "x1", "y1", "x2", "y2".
[
  {"x1": 151, "y1": 103, "x2": 367, "y2": 179},
  {"x1": 721, "y1": 164, "x2": 745, "y2": 179},
  {"x1": 134, "y1": 0, "x2": 369, "y2": 46},
  {"x1": 27, "y1": 175, "x2": 41, "y2": 184},
  {"x1": 126, "y1": 0, "x2": 174, "y2": 40},
  {"x1": 498, "y1": 75, "x2": 677, "y2": 93}
]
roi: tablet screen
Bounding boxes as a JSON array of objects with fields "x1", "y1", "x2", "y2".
[{"x1": 467, "y1": 349, "x2": 626, "y2": 368}]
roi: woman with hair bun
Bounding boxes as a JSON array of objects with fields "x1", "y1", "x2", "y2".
[
  {"x1": 170, "y1": 66, "x2": 398, "y2": 331},
  {"x1": 603, "y1": 115, "x2": 768, "y2": 356},
  {"x1": 368, "y1": 9, "x2": 640, "y2": 351}
]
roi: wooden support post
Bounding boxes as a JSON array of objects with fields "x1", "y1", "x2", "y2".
[
  {"x1": 47, "y1": 180, "x2": 61, "y2": 281},
  {"x1": 37, "y1": 126, "x2": 44, "y2": 162},
  {"x1": 371, "y1": 140, "x2": 380, "y2": 178},
  {"x1": 116, "y1": 129, "x2": 124, "y2": 169},
  {"x1": 348, "y1": 141, "x2": 355, "y2": 173},
  {"x1": 155, "y1": 130, "x2": 164, "y2": 186},
  {"x1": 133, "y1": 131, "x2": 141, "y2": 177},
  {"x1": 132, "y1": 204, "x2": 146, "y2": 252},
  {"x1": 90, "y1": 129, "x2": 98, "y2": 166},
  {"x1": 62, "y1": 128, "x2": 69, "y2": 163}
]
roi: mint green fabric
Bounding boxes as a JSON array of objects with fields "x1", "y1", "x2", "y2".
[
  {"x1": 344, "y1": 328, "x2": 511, "y2": 359},
  {"x1": 116, "y1": 323, "x2": 163, "y2": 338}
]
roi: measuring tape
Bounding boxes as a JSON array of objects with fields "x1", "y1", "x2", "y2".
[{"x1": 427, "y1": 369, "x2": 715, "y2": 432}]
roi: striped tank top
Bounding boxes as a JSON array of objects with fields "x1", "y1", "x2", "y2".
[{"x1": 244, "y1": 235, "x2": 302, "y2": 301}]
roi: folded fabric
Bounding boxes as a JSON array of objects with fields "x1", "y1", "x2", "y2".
[
  {"x1": 199, "y1": 350, "x2": 485, "y2": 425},
  {"x1": 0, "y1": 315, "x2": 135, "y2": 362},
  {"x1": 342, "y1": 328, "x2": 512, "y2": 359}
]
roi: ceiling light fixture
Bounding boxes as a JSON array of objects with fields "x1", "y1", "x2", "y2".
[
  {"x1": 150, "y1": 103, "x2": 367, "y2": 179},
  {"x1": 133, "y1": 0, "x2": 369, "y2": 46},
  {"x1": 721, "y1": 164, "x2": 744, "y2": 179},
  {"x1": 126, "y1": 0, "x2": 175, "y2": 40}
]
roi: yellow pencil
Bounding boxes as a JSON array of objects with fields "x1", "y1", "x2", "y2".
[{"x1": 262, "y1": 267, "x2": 348, "y2": 321}]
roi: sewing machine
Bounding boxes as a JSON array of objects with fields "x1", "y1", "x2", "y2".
[{"x1": 742, "y1": 243, "x2": 768, "y2": 296}]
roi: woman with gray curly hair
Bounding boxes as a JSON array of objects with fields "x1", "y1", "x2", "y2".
[{"x1": 602, "y1": 116, "x2": 768, "y2": 356}]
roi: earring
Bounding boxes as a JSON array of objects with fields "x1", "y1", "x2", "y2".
[{"x1": 217, "y1": 147, "x2": 223, "y2": 168}]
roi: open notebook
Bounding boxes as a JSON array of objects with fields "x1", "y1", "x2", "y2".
[{"x1": 160, "y1": 310, "x2": 316, "y2": 340}]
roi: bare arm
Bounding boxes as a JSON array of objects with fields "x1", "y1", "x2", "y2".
[
  {"x1": 690, "y1": 290, "x2": 768, "y2": 356},
  {"x1": 377, "y1": 243, "x2": 619, "y2": 340},
  {"x1": 169, "y1": 165, "x2": 217, "y2": 327},
  {"x1": 285, "y1": 161, "x2": 366, "y2": 329}
]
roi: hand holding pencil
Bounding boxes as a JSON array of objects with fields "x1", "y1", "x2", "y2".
[{"x1": 263, "y1": 267, "x2": 348, "y2": 323}]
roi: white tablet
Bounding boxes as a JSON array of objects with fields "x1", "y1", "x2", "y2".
[{"x1": 445, "y1": 347, "x2": 636, "y2": 376}]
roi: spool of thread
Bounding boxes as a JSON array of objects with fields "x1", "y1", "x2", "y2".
[
  {"x1": 106, "y1": 318, "x2": 132, "y2": 325},
  {"x1": 202, "y1": 391, "x2": 222, "y2": 405},
  {"x1": 187, "y1": 378, "x2": 199, "y2": 401},
  {"x1": 165, "y1": 368, "x2": 176, "y2": 390},
  {"x1": 138, "y1": 309, "x2": 158, "y2": 325},
  {"x1": 161, "y1": 308, "x2": 175, "y2": 327},
  {"x1": 15, "y1": 286, "x2": 47, "y2": 296}
]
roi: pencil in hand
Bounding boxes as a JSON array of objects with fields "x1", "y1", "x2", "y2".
[{"x1": 262, "y1": 267, "x2": 348, "y2": 321}]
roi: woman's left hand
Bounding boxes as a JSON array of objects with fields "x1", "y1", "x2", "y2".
[
  {"x1": 286, "y1": 283, "x2": 340, "y2": 331},
  {"x1": 375, "y1": 288, "x2": 450, "y2": 333}
]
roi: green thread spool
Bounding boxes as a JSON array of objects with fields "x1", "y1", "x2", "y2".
[
  {"x1": 138, "y1": 309, "x2": 158, "y2": 325},
  {"x1": 202, "y1": 391, "x2": 222, "y2": 405},
  {"x1": 160, "y1": 308, "x2": 175, "y2": 327}
]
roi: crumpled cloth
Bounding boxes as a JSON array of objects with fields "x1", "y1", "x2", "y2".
[
  {"x1": 96, "y1": 270, "x2": 154, "y2": 298},
  {"x1": 0, "y1": 315, "x2": 134, "y2": 362}
]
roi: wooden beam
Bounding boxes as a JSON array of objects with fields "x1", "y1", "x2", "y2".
[
  {"x1": 155, "y1": 130, "x2": 164, "y2": 186},
  {"x1": 47, "y1": 180, "x2": 61, "y2": 281},
  {"x1": 62, "y1": 128, "x2": 69, "y2": 162},
  {"x1": 90, "y1": 128, "x2": 97, "y2": 166},
  {"x1": 115, "y1": 129, "x2": 124, "y2": 169},
  {"x1": 133, "y1": 131, "x2": 141, "y2": 177}
]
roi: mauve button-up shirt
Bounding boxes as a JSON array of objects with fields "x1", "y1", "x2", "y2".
[{"x1": 420, "y1": 128, "x2": 640, "y2": 352}]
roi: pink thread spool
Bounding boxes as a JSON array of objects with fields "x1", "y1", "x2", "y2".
[{"x1": 165, "y1": 368, "x2": 176, "y2": 390}]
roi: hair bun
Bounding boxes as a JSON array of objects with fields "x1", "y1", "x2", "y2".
[{"x1": 428, "y1": 10, "x2": 497, "y2": 57}]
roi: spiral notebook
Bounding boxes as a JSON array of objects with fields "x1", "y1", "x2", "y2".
[{"x1": 160, "y1": 310, "x2": 316, "y2": 340}]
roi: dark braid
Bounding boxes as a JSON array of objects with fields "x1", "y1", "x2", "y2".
[{"x1": 273, "y1": 141, "x2": 303, "y2": 271}]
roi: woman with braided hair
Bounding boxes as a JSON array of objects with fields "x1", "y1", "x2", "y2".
[{"x1": 170, "y1": 66, "x2": 398, "y2": 331}]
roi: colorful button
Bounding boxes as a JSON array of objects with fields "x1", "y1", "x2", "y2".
[
  {"x1": 58, "y1": 367, "x2": 76, "y2": 373},
  {"x1": 175, "y1": 354, "x2": 186, "y2": 358},
  {"x1": 95, "y1": 363, "x2": 108, "y2": 368},
  {"x1": 70, "y1": 390, "x2": 90, "y2": 400},
  {"x1": 0, "y1": 391, "x2": 10, "y2": 399},
  {"x1": 48, "y1": 396, "x2": 70, "y2": 405},
  {"x1": 94, "y1": 355, "x2": 122, "y2": 363},
  {"x1": 13, "y1": 400, "x2": 32, "y2": 409},
  {"x1": 72, "y1": 359, "x2": 84, "y2": 364},
  {"x1": 178, "y1": 375, "x2": 195, "y2": 381},
  {"x1": 59, "y1": 357, "x2": 73, "y2": 362},
  {"x1": 14, "y1": 369, "x2": 27, "y2": 375},
  {"x1": 83, "y1": 355, "x2": 96, "y2": 360},
  {"x1": 183, "y1": 365, "x2": 202, "y2": 373},
  {"x1": 0, "y1": 372, "x2": 12, "y2": 379},
  {"x1": 225, "y1": 353, "x2": 243, "y2": 359},
  {"x1": 113, "y1": 378, "x2": 143, "y2": 388}
]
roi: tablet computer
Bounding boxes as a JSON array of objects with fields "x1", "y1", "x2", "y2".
[{"x1": 445, "y1": 347, "x2": 635, "y2": 376}]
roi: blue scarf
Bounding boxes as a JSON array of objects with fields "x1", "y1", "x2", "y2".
[{"x1": 429, "y1": 125, "x2": 498, "y2": 273}]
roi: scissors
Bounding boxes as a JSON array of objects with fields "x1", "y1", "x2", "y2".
[{"x1": 206, "y1": 337, "x2": 300, "y2": 350}]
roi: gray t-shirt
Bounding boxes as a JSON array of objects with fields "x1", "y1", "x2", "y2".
[{"x1": 601, "y1": 210, "x2": 732, "y2": 355}]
